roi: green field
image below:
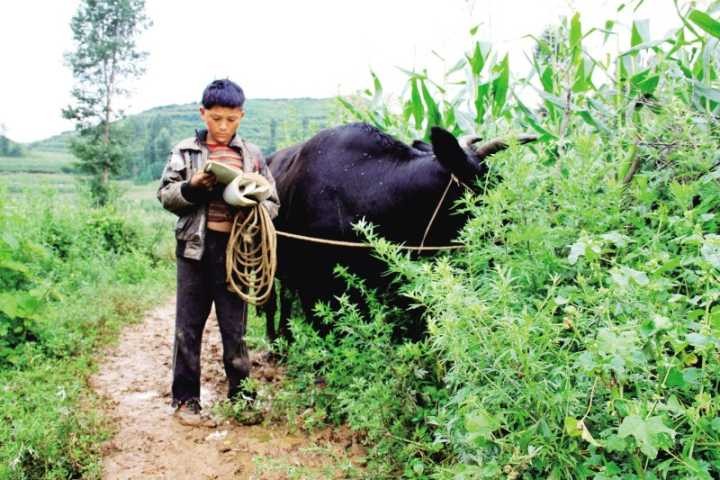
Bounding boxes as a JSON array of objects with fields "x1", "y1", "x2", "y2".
[
  {"x1": 0, "y1": 156, "x2": 282, "y2": 478},
  {"x1": 1, "y1": 150, "x2": 160, "y2": 205},
  {"x1": 2, "y1": 171, "x2": 159, "y2": 205},
  {"x1": 0, "y1": 151, "x2": 75, "y2": 174}
]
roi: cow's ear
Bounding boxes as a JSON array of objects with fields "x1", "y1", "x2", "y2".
[
  {"x1": 430, "y1": 127, "x2": 486, "y2": 184},
  {"x1": 430, "y1": 127, "x2": 465, "y2": 162}
]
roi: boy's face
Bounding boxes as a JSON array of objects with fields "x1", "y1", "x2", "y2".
[{"x1": 200, "y1": 106, "x2": 245, "y2": 145}]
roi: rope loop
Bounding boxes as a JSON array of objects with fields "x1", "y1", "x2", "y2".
[{"x1": 225, "y1": 206, "x2": 277, "y2": 305}]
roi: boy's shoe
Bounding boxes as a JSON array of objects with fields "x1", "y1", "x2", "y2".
[{"x1": 172, "y1": 398, "x2": 217, "y2": 428}]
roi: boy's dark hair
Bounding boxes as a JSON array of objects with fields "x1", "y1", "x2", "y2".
[{"x1": 201, "y1": 79, "x2": 245, "y2": 109}]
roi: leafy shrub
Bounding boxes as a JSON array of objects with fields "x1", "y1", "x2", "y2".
[
  {"x1": 274, "y1": 268, "x2": 449, "y2": 477},
  {"x1": 0, "y1": 291, "x2": 42, "y2": 366},
  {"x1": 277, "y1": 4, "x2": 720, "y2": 478},
  {"x1": 84, "y1": 209, "x2": 141, "y2": 254}
]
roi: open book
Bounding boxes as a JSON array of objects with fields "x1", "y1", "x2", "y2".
[{"x1": 203, "y1": 161, "x2": 243, "y2": 185}]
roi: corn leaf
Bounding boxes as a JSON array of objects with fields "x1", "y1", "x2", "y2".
[
  {"x1": 540, "y1": 65, "x2": 554, "y2": 93},
  {"x1": 689, "y1": 9, "x2": 720, "y2": 39},
  {"x1": 468, "y1": 41, "x2": 487, "y2": 77},
  {"x1": 492, "y1": 54, "x2": 510, "y2": 116},
  {"x1": 603, "y1": 20, "x2": 616, "y2": 44},
  {"x1": 410, "y1": 78, "x2": 424, "y2": 129},
  {"x1": 570, "y1": 13, "x2": 582, "y2": 56},
  {"x1": 515, "y1": 95, "x2": 556, "y2": 138},
  {"x1": 578, "y1": 110, "x2": 609, "y2": 133},
  {"x1": 475, "y1": 82, "x2": 490, "y2": 122},
  {"x1": 693, "y1": 80, "x2": 720, "y2": 102},
  {"x1": 420, "y1": 79, "x2": 441, "y2": 133},
  {"x1": 447, "y1": 58, "x2": 467, "y2": 76},
  {"x1": 631, "y1": 19, "x2": 650, "y2": 48},
  {"x1": 337, "y1": 97, "x2": 368, "y2": 122}
]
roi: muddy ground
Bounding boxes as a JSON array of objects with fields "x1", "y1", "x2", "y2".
[{"x1": 90, "y1": 298, "x2": 364, "y2": 479}]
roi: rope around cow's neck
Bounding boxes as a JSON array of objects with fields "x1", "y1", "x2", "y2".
[
  {"x1": 224, "y1": 202, "x2": 464, "y2": 307},
  {"x1": 274, "y1": 230, "x2": 465, "y2": 251},
  {"x1": 419, "y1": 175, "x2": 456, "y2": 249},
  {"x1": 225, "y1": 205, "x2": 277, "y2": 305}
]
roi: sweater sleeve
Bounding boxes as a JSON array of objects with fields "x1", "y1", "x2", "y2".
[{"x1": 157, "y1": 149, "x2": 195, "y2": 215}]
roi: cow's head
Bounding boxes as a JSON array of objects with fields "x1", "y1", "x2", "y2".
[{"x1": 430, "y1": 127, "x2": 536, "y2": 188}]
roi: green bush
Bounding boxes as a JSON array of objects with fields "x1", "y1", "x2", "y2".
[
  {"x1": 276, "y1": 4, "x2": 720, "y2": 479},
  {"x1": 84, "y1": 210, "x2": 141, "y2": 254}
]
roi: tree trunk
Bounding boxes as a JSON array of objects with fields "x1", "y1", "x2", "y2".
[{"x1": 103, "y1": 55, "x2": 116, "y2": 188}]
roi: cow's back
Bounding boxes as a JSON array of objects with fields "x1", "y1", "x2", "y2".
[{"x1": 270, "y1": 124, "x2": 448, "y2": 239}]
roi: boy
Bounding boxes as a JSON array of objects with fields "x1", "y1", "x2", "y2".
[{"x1": 157, "y1": 79, "x2": 279, "y2": 426}]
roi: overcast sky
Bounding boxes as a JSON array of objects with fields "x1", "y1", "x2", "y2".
[{"x1": 1, "y1": 0, "x2": 686, "y2": 143}]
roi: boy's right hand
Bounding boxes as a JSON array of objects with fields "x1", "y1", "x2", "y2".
[{"x1": 189, "y1": 171, "x2": 217, "y2": 189}]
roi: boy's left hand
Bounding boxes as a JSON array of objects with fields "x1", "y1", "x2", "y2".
[{"x1": 190, "y1": 171, "x2": 217, "y2": 189}]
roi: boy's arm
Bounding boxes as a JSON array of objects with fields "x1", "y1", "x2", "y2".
[
  {"x1": 250, "y1": 146, "x2": 280, "y2": 219},
  {"x1": 157, "y1": 149, "x2": 216, "y2": 215}
]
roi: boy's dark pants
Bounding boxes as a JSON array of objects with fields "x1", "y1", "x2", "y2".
[{"x1": 172, "y1": 230, "x2": 249, "y2": 404}]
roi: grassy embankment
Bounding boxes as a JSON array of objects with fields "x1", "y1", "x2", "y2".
[{"x1": 0, "y1": 150, "x2": 175, "y2": 479}]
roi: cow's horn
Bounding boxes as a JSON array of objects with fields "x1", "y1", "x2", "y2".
[
  {"x1": 472, "y1": 134, "x2": 537, "y2": 159},
  {"x1": 459, "y1": 135, "x2": 482, "y2": 149}
]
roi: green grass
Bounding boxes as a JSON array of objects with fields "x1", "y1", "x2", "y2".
[
  {"x1": 5, "y1": 173, "x2": 78, "y2": 196},
  {"x1": 0, "y1": 278, "x2": 173, "y2": 479},
  {"x1": 3, "y1": 172, "x2": 163, "y2": 209}
]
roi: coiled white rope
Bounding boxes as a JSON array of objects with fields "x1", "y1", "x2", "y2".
[{"x1": 225, "y1": 205, "x2": 277, "y2": 306}]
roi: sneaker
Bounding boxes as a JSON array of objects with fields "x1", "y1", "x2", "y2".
[{"x1": 173, "y1": 398, "x2": 217, "y2": 428}]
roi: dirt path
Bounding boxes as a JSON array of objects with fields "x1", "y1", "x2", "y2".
[{"x1": 90, "y1": 298, "x2": 361, "y2": 479}]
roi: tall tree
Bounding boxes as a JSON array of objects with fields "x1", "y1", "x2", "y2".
[{"x1": 63, "y1": 0, "x2": 151, "y2": 204}]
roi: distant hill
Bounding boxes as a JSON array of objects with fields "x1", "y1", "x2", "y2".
[
  {"x1": 30, "y1": 98, "x2": 338, "y2": 154},
  {"x1": 28, "y1": 97, "x2": 341, "y2": 181}
]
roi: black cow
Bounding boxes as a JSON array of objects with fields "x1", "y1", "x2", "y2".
[{"x1": 263, "y1": 122, "x2": 534, "y2": 341}]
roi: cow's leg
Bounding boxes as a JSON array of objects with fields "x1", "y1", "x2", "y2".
[
  {"x1": 262, "y1": 282, "x2": 278, "y2": 345},
  {"x1": 278, "y1": 282, "x2": 294, "y2": 343}
]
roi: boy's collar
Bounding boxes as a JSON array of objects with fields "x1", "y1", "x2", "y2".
[{"x1": 195, "y1": 128, "x2": 243, "y2": 149}]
